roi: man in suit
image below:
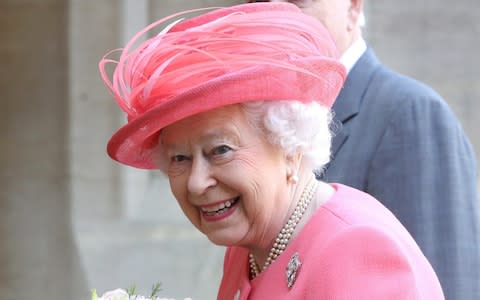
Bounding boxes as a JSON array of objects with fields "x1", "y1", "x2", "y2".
[{"x1": 246, "y1": 1, "x2": 480, "y2": 299}]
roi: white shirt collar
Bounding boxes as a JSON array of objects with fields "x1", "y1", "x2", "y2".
[{"x1": 339, "y1": 37, "x2": 367, "y2": 75}]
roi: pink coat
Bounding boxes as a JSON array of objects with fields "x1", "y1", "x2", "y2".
[{"x1": 217, "y1": 183, "x2": 444, "y2": 300}]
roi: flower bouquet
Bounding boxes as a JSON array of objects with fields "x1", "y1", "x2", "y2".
[{"x1": 91, "y1": 283, "x2": 192, "y2": 300}]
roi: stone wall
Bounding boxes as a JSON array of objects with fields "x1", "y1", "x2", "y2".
[{"x1": 0, "y1": 1, "x2": 86, "y2": 299}]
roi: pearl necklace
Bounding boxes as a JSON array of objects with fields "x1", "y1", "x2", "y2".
[{"x1": 249, "y1": 178, "x2": 318, "y2": 279}]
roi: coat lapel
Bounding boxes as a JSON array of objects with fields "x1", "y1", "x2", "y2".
[{"x1": 330, "y1": 48, "x2": 381, "y2": 156}]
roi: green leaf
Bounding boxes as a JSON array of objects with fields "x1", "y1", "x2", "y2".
[
  {"x1": 91, "y1": 289, "x2": 98, "y2": 300},
  {"x1": 150, "y1": 282, "x2": 162, "y2": 298},
  {"x1": 126, "y1": 284, "x2": 137, "y2": 296}
]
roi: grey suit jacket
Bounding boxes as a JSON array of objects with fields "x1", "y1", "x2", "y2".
[{"x1": 319, "y1": 48, "x2": 480, "y2": 299}]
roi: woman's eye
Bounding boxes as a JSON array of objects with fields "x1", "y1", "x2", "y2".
[
  {"x1": 211, "y1": 145, "x2": 232, "y2": 156},
  {"x1": 171, "y1": 155, "x2": 189, "y2": 162}
]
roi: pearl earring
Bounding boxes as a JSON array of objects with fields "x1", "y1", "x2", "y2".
[{"x1": 288, "y1": 174, "x2": 299, "y2": 184}]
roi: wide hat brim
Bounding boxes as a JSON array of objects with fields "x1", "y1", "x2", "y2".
[{"x1": 107, "y1": 57, "x2": 345, "y2": 169}]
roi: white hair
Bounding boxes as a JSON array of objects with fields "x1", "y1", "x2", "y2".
[{"x1": 241, "y1": 100, "x2": 333, "y2": 173}]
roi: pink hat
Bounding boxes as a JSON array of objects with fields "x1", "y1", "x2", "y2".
[{"x1": 99, "y1": 2, "x2": 346, "y2": 169}]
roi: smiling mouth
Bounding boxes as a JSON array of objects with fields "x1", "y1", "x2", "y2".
[{"x1": 201, "y1": 197, "x2": 240, "y2": 217}]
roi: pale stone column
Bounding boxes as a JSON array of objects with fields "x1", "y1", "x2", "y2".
[
  {"x1": 69, "y1": 0, "x2": 124, "y2": 222},
  {"x1": 68, "y1": 0, "x2": 125, "y2": 294},
  {"x1": 0, "y1": 0, "x2": 87, "y2": 299}
]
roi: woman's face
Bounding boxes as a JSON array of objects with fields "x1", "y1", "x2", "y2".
[{"x1": 160, "y1": 105, "x2": 291, "y2": 248}]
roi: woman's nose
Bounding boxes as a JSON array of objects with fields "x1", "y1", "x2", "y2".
[{"x1": 187, "y1": 157, "x2": 216, "y2": 195}]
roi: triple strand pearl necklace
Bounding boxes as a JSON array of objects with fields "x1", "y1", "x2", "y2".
[{"x1": 249, "y1": 178, "x2": 318, "y2": 279}]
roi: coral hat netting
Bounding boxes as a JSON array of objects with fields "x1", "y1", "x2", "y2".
[{"x1": 99, "y1": 2, "x2": 346, "y2": 169}]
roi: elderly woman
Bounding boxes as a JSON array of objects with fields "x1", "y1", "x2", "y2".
[{"x1": 99, "y1": 3, "x2": 444, "y2": 299}]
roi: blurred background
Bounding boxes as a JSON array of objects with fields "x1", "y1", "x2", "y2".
[{"x1": 0, "y1": 0, "x2": 478, "y2": 299}]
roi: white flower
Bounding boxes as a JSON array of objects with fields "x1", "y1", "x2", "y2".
[{"x1": 97, "y1": 288, "x2": 129, "y2": 300}]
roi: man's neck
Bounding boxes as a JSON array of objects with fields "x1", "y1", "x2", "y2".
[{"x1": 339, "y1": 37, "x2": 367, "y2": 74}]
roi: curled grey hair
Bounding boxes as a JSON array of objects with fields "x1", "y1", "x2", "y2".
[{"x1": 241, "y1": 100, "x2": 333, "y2": 173}]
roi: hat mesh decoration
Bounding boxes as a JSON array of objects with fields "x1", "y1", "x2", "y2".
[{"x1": 99, "y1": 2, "x2": 346, "y2": 169}]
